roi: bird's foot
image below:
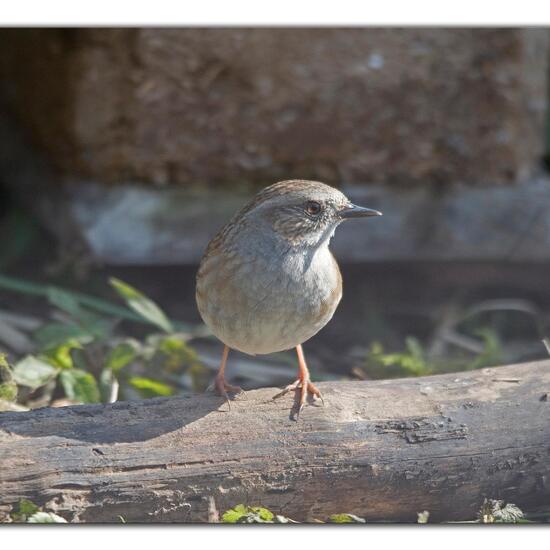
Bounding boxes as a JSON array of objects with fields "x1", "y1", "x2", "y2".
[
  {"x1": 208, "y1": 375, "x2": 245, "y2": 410},
  {"x1": 273, "y1": 378, "x2": 324, "y2": 420}
]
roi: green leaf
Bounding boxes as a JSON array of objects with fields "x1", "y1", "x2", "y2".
[
  {"x1": 105, "y1": 341, "x2": 140, "y2": 372},
  {"x1": 467, "y1": 329, "x2": 502, "y2": 371},
  {"x1": 157, "y1": 335, "x2": 191, "y2": 355},
  {"x1": 19, "y1": 499, "x2": 40, "y2": 516},
  {"x1": 221, "y1": 505, "x2": 275, "y2": 524},
  {"x1": 158, "y1": 335, "x2": 200, "y2": 370},
  {"x1": 110, "y1": 278, "x2": 173, "y2": 333},
  {"x1": 85, "y1": 318, "x2": 117, "y2": 341},
  {"x1": 329, "y1": 513, "x2": 366, "y2": 524},
  {"x1": 46, "y1": 287, "x2": 82, "y2": 317},
  {"x1": 27, "y1": 511, "x2": 67, "y2": 523},
  {"x1": 12, "y1": 356, "x2": 58, "y2": 390},
  {"x1": 0, "y1": 381, "x2": 17, "y2": 401},
  {"x1": 11, "y1": 499, "x2": 40, "y2": 521},
  {"x1": 70, "y1": 348, "x2": 90, "y2": 371},
  {"x1": 221, "y1": 504, "x2": 249, "y2": 523},
  {"x1": 59, "y1": 369, "x2": 100, "y2": 403},
  {"x1": 128, "y1": 376, "x2": 174, "y2": 398},
  {"x1": 364, "y1": 338, "x2": 432, "y2": 379},
  {"x1": 42, "y1": 340, "x2": 83, "y2": 369},
  {"x1": 250, "y1": 507, "x2": 274, "y2": 522},
  {"x1": 0, "y1": 353, "x2": 17, "y2": 401},
  {"x1": 45, "y1": 288, "x2": 116, "y2": 341},
  {"x1": 0, "y1": 273, "x2": 156, "y2": 326},
  {"x1": 34, "y1": 322, "x2": 95, "y2": 349}
]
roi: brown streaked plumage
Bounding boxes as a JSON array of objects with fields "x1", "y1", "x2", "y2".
[{"x1": 196, "y1": 179, "x2": 382, "y2": 419}]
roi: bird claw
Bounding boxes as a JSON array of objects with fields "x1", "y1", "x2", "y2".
[
  {"x1": 208, "y1": 376, "x2": 245, "y2": 411},
  {"x1": 273, "y1": 378, "x2": 324, "y2": 420}
]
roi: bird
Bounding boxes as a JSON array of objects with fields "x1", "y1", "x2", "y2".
[{"x1": 196, "y1": 179, "x2": 382, "y2": 417}]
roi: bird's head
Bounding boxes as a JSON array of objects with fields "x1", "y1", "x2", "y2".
[{"x1": 238, "y1": 180, "x2": 382, "y2": 250}]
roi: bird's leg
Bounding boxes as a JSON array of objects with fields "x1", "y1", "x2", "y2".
[
  {"x1": 273, "y1": 344, "x2": 324, "y2": 416},
  {"x1": 209, "y1": 345, "x2": 244, "y2": 409}
]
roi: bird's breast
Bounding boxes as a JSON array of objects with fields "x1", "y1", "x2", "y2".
[{"x1": 196, "y1": 245, "x2": 342, "y2": 354}]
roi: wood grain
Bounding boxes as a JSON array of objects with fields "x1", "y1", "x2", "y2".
[{"x1": 1, "y1": 361, "x2": 549, "y2": 523}]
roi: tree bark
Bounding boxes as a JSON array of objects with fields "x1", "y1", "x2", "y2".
[{"x1": 1, "y1": 361, "x2": 549, "y2": 523}]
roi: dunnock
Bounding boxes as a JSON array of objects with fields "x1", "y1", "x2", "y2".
[{"x1": 196, "y1": 180, "x2": 382, "y2": 417}]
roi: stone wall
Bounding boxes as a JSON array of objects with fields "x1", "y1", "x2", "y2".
[{"x1": 1, "y1": 28, "x2": 548, "y2": 188}]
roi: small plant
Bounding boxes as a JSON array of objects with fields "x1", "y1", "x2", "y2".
[
  {"x1": 417, "y1": 510, "x2": 430, "y2": 523},
  {"x1": 222, "y1": 505, "x2": 274, "y2": 523},
  {"x1": 9, "y1": 499, "x2": 40, "y2": 522},
  {"x1": 221, "y1": 504, "x2": 298, "y2": 524},
  {"x1": 219, "y1": 499, "x2": 533, "y2": 525},
  {"x1": 363, "y1": 337, "x2": 432, "y2": 379},
  {"x1": 477, "y1": 499, "x2": 524, "y2": 524},
  {"x1": 8, "y1": 499, "x2": 67, "y2": 523},
  {"x1": 465, "y1": 329, "x2": 502, "y2": 371},
  {"x1": 362, "y1": 329, "x2": 503, "y2": 380},
  {"x1": 0, "y1": 275, "x2": 207, "y2": 410},
  {"x1": 0, "y1": 353, "x2": 17, "y2": 402},
  {"x1": 221, "y1": 505, "x2": 369, "y2": 524},
  {"x1": 329, "y1": 513, "x2": 366, "y2": 523}
]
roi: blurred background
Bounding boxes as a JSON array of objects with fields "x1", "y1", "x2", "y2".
[{"x1": 0, "y1": 27, "x2": 550, "y2": 410}]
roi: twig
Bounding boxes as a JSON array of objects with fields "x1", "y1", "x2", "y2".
[
  {"x1": 465, "y1": 299, "x2": 540, "y2": 318},
  {"x1": 441, "y1": 329, "x2": 486, "y2": 354}
]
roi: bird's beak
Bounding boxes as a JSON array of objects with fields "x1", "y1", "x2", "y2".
[{"x1": 339, "y1": 203, "x2": 383, "y2": 219}]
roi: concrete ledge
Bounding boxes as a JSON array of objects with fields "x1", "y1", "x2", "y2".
[
  {"x1": 61, "y1": 175, "x2": 550, "y2": 264},
  {"x1": 2, "y1": 108, "x2": 549, "y2": 265}
]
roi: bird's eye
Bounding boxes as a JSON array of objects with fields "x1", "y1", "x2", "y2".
[{"x1": 305, "y1": 201, "x2": 322, "y2": 216}]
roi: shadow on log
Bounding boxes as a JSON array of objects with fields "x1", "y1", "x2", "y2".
[{"x1": 1, "y1": 361, "x2": 549, "y2": 523}]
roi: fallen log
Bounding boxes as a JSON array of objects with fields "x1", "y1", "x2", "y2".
[{"x1": 1, "y1": 361, "x2": 549, "y2": 523}]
